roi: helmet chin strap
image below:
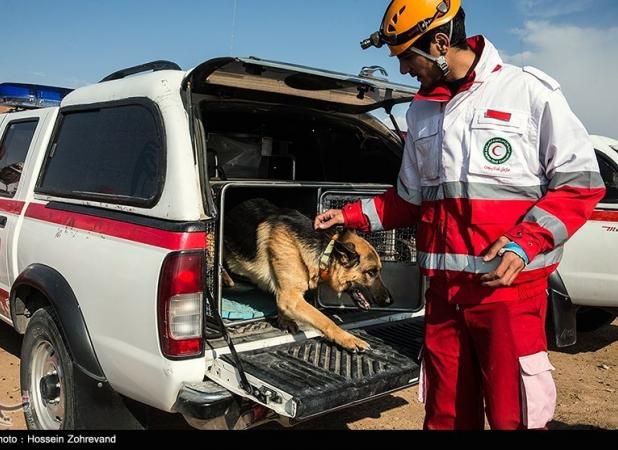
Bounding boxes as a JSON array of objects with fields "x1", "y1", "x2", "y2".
[{"x1": 406, "y1": 21, "x2": 453, "y2": 78}]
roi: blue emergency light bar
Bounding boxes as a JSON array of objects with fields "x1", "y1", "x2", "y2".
[{"x1": 0, "y1": 83, "x2": 73, "y2": 109}]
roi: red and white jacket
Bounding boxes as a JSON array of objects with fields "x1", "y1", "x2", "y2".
[{"x1": 344, "y1": 36, "x2": 606, "y2": 304}]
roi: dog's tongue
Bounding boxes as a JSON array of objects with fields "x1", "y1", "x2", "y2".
[{"x1": 351, "y1": 291, "x2": 371, "y2": 311}]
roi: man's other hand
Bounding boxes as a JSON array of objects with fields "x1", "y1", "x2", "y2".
[{"x1": 481, "y1": 236, "x2": 526, "y2": 287}]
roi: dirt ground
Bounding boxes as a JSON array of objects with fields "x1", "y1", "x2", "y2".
[{"x1": 1, "y1": 319, "x2": 617, "y2": 431}]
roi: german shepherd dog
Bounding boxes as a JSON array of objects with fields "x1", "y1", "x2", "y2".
[{"x1": 222, "y1": 198, "x2": 393, "y2": 352}]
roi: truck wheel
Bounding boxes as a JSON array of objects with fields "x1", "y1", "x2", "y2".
[
  {"x1": 576, "y1": 307, "x2": 617, "y2": 333},
  {"x1": 20, "y1": 307, "x2": 76, "y2": 430}
]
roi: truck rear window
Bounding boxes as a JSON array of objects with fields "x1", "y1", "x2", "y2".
[
  {"x1": 37, "y1": 102, "x2": 164, "y2": 206},
  {"x1": 0, "y1": 119, "x2": 38, "y2": 197}
]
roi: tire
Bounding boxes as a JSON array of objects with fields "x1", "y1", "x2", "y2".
[
  {"x1": 20, "y1": 307, "x2": 76, "y2": 430},
  {"x1": 576, "y1": 307, "x2": 617, "y2": 333}
]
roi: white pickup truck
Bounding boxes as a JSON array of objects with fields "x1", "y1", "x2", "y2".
[
  {"x1": 0, "y1": 63, "x2": 425, "y2": 430},
  {"x1": 0, "y1": 61, "x2": 614, "y2": 431}
]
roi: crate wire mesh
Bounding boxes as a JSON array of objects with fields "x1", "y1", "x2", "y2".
[
  {"x1": 320, "y1": 193, "x2": 417, "y2": 264},
  {"x1": 204, "y1": 219, "x2": 217, "y2": 318}
]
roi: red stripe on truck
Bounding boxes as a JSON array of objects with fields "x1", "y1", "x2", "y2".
[
  {"x1": 25, "y1": 203, "x2": 207, "y2": 251},
  {"x1": 0, "y1": 199, "x2": 25, "y2": 215},
  {"x1": 590, "y1": 210, "x2": 618, "y2": 222}
]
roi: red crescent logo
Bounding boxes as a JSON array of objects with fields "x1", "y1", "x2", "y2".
[
  {"x1": 484, "y1": 138, "x2": 512, "y2": 165},
  {"x1": 491, "y1": 144, "x2": 503, "y2": 157}
]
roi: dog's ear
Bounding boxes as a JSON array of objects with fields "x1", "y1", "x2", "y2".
[
  {"x1": 337, "y1": 228, "x2": 357, "y2": 240},
  {"x1": 333, "y1": 241, "x2": 360, "y2": 268}
]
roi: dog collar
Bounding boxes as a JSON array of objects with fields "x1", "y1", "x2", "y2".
[{"x1": 319, "y1": 233, "x2": 339, "y2": 281}]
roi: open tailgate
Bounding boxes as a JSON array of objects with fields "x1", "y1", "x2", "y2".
[{"x1": 205, "y1": 317, "x2": 423, "y2": 420}]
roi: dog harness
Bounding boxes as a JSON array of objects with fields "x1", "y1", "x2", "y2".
[{"x1": 319, "y1": 233, "x2": 339, "y2": 281}]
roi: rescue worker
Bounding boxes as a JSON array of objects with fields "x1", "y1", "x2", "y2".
[{"x1": 315, "y1": 0, "x2": 606, "y2": 430}]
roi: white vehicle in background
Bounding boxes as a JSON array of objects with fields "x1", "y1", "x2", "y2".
[{"x1": 549, "y1": 135, "x2": 618, "y2": 346}]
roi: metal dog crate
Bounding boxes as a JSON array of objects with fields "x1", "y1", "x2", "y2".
[{"x1": 204, "y1": 182, "x2": 422, "y2": 328}]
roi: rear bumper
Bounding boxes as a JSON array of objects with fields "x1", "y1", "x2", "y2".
[
  {"x1": 173, "y1": 381, "x2": 280, "y2": 430},
  {"x1": 173, "y1": 381, "x2": 239, "y2": 430}
]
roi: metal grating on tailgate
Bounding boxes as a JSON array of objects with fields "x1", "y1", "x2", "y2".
[
  {"x1": 362, "y1": 318, "x2": 425, "y2": 362},
  {"x1": 276, "y1": 338, "x2": 409, "y2": 384},
  {"x1": 221, "y1": 318, "x2": 424, "y2": 419}
]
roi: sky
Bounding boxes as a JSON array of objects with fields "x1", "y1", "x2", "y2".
[{"x1": 2, "y1": 0, "x2": 617, "y2": 136}]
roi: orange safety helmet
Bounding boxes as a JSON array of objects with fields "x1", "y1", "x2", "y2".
[{"x1": 361, "y1": 0, "x2": 462, "y2": 57}]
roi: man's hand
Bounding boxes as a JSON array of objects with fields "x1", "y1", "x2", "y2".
[
  {"x1": 314, "y1": 209, "x2": 344, "y2": 230},
  {"x1": 480, "y1": 236, "x2": 526, "y2": 288}
]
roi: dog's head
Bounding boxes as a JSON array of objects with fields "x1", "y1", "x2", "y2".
[{"x1": 327, "y1": 230, "x2": 393, "y2": 310}]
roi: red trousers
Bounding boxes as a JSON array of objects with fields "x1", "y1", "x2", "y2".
[{"x1": 419, "y1": 287, "x2": 557, "y2": 430}]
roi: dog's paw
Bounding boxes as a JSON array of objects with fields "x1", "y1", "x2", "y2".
[
  {"x1": 277, "y1": 316, "x2": 300, "y2": 335},
  {"x1": 338, "y1": 333, "x2": 371, "y2": 353}
]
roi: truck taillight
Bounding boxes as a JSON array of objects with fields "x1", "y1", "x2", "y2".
[{"x1": 158, "y1": 252, "x2": 204, "y2": 359}]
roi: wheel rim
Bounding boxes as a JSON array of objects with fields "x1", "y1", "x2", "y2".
[{"x1": 29, "y1": 339, "x2": 65, "y2": 429}]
